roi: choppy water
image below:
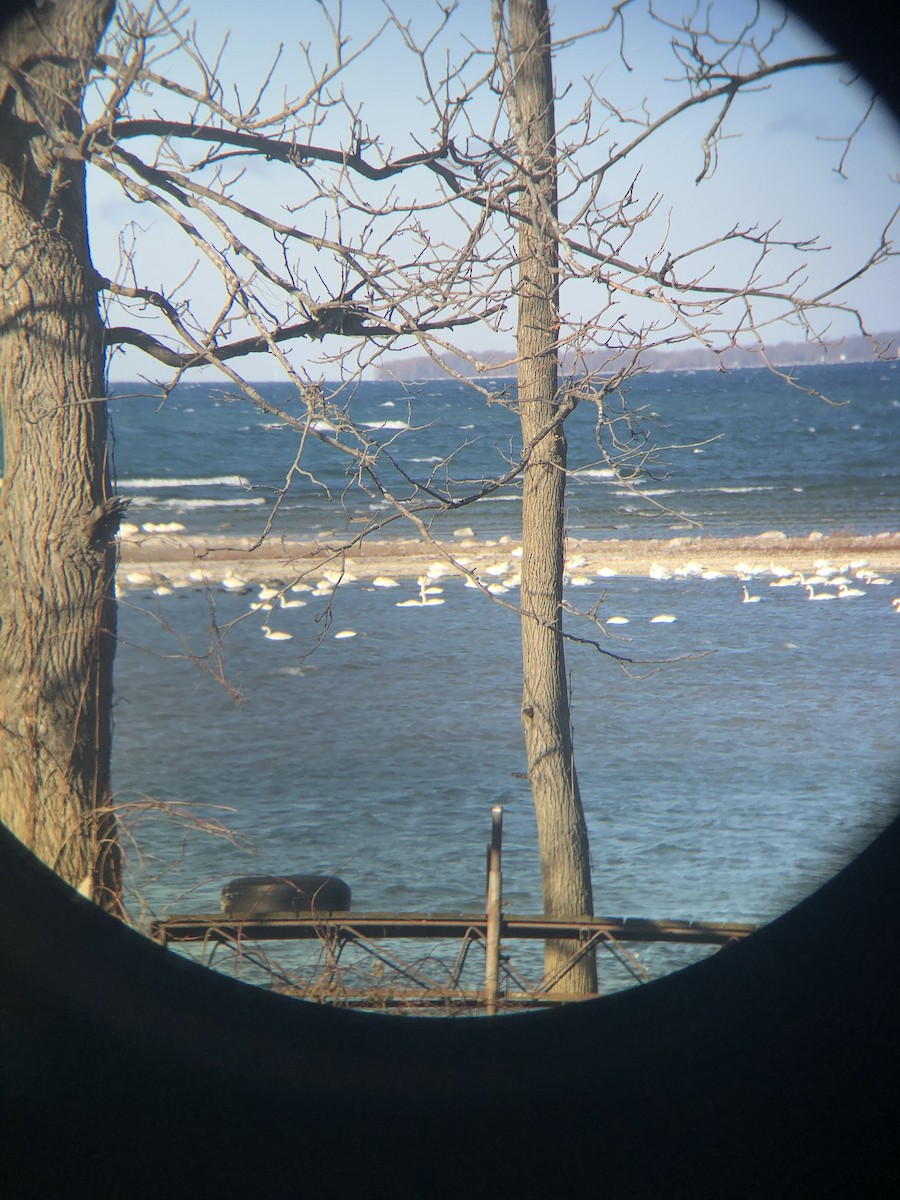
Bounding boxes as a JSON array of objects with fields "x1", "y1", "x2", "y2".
[{"x1": 107, "y1": 362, "x2": 900, "y2": 996}]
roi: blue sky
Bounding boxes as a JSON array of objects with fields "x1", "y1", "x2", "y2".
[{"x1": 89, "y1": 1, "x2": 899, "y2": 381}]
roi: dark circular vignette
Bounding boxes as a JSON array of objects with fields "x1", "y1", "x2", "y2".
[{"x1": 1, "y1": 2, "x2": 899, "y2": 1197}]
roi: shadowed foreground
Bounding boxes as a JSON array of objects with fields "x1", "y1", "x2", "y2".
[{"x1": 2, "y1": 806, "x2": 899, "y2": 1196}]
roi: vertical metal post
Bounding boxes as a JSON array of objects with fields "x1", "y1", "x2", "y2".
[{"x1": 485, "y1": 805, "x2": 503, "y2": 1016}]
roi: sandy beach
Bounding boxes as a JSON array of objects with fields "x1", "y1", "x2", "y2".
[{"x1": 117, "y1": 527, "x2": 900, "y2": 589}]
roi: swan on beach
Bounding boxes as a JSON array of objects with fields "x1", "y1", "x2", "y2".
[
  {"x1": 674, "y1": 561, "x2": 704, "y2": 578},
  {"x1": 372, "y1": 576, "x2": 399, "y2": 588},
  {"x1": 648, "y1": 564, "x2": 672, "y2": 580}
]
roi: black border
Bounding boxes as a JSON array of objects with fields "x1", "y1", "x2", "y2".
[{"x1": 2, "y1": 3, "x2": 899, "y2": 1196}]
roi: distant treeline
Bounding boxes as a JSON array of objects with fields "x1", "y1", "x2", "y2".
[{"x1": 373, "y1": 331, "x2": 899, "y2": 381}]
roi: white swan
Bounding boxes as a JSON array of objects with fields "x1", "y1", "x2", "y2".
[
  {"x1": 741, "y1": 586, "x2": 761, "y2": 604},
  {"x1": 261, "y1": 625, "x2": 293, "y2": 640},
  {"x1": 836, "y1": 583, "x2": 865, "y2": 598},
  {"x1": 650, "y1": 613, "x2": 677, "y2": 623},
  {"x1": 606, "y1": 616, "x2": 630, "y2": 625},
  {"x1": 278, "y1": 594, "x2": 307, "y2": 609},
  {"x1": 805, "y1": 584, "x2": 836, "y2": 601},
  {"x1": 397, "y1": 577, "x2": 446, "y2": 607}
]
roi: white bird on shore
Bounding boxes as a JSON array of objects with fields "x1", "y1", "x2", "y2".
[
  {"x1": 372, "y1": 576, "x2": 399, "y2": 588},
  {"x1": 649, "y1": 564, "x2": 672, "y2": 580}
]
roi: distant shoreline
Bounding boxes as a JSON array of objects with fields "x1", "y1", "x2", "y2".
[{"x1": 117, "y1": 529, "x2": 900, "y2": 589}]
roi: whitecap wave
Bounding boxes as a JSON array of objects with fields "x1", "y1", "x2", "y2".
[
  {"x1": 708, "y1": 486, "x2": 777, "y2": 495},
  {"x1": 128, "y1": 496, "x2": 267, "y2": 510},
  {"x1": 120, "y1": 475, "x2": 250, "y2": 489}
]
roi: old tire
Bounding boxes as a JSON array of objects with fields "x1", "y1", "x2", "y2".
[{"x1": 221, "y1": 873, "x2": 351, "y2": 916}]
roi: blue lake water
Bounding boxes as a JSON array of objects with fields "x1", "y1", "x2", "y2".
[{"x1": 106, "y1": 362, "x2": 900, "y2": 995}]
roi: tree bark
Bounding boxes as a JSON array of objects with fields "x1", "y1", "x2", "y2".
[
  {"x1": 0, "y1": 0, "x2": 122, "y2": 910},
  {"x1": 506, "y1": 0, "x2": 597, "y2": 994}
]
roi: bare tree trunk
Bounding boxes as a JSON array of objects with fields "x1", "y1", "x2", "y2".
[
  {"x1": 0, "y1": 0, "x2": 123, "y2": 910},
  {"x1": 507, "y1": 0, "x2": 597, "y2": 994}
]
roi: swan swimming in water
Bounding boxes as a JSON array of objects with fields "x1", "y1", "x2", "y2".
[
  {"x1": 805, "y1": 584, "x2": 836, "y2": 601},
  {"x1": 741, "y1": 586, "x2": 761, "y2": 604},
  {"x1": 397, "y1": 577, "x2": 446, "y2": 607}
]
